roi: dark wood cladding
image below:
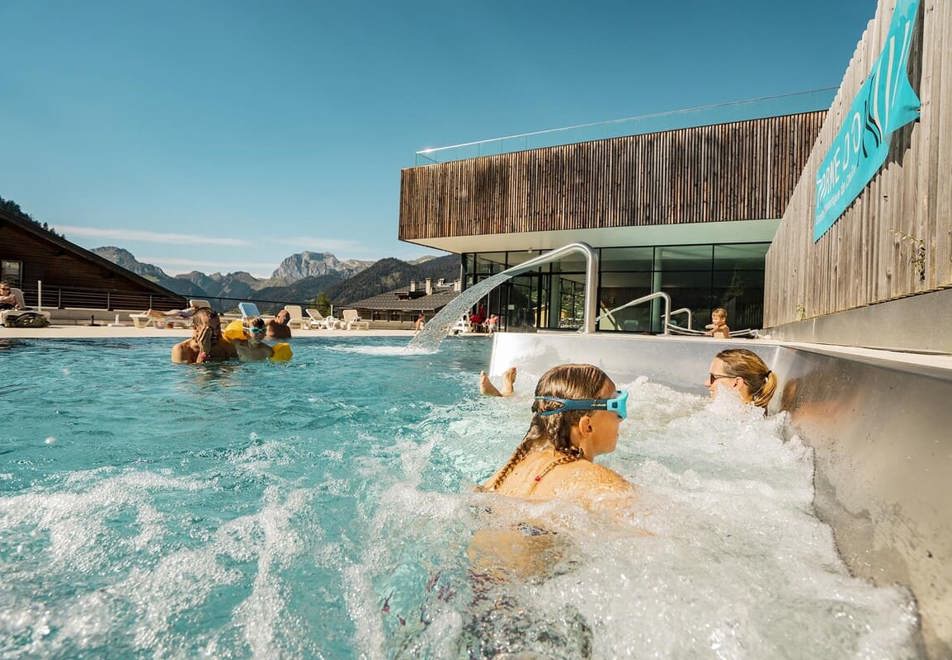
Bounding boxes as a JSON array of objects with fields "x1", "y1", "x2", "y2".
[
  {"x1": 399, "y1": 111, "x2": 826, "y2": 241},
  {"x1": 0, "y1": 214, "x2": 186, "y2": 309}
]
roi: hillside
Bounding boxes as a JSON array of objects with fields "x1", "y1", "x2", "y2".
[{"x1": 324, "y1": 254, "x2": 459, "y2": 304}]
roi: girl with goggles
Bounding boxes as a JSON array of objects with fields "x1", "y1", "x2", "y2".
[{"x1": 480, "y1": 363, "x2": 633, "y2": 504}]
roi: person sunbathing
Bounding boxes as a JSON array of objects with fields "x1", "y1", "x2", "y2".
[
  {"x1": 705, "y1": 348, "x2": 777, "y2": 410},
  {"x1": 479, "y1": 367, "x2": 517, "y2": 397},
  {"x1": 0, "y1": 282, "x2": 25, "y2": 310},
  {"x1": 171, "y1": 308, "x2": 238, "y2": 363},
  {"x1": 146, "y1": 301, "x2": 203, "y2": 323},
  {"x1": 479, "y1": 363, "x2": 632, "y2": 505}
]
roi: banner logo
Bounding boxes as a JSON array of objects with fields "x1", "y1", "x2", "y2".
[{"x1": 814, "y1": 0, "x2": 921, "y2": 242}]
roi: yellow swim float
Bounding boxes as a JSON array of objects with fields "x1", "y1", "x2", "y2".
[
  {"x1": 270, "y1": 343, "x2": 292, "y2": 362},
  {"x1": 222, "y1": 319, "x2": 249, "y2": 341}
]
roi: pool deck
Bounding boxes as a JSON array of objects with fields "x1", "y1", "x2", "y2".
[{"x1": 0, "y1": 325, "x2": 419, "y2": 339}]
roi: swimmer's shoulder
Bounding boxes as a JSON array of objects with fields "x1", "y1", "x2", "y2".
[{"x1": 556, "y1": 460, "x2": 634, "y2": 496}]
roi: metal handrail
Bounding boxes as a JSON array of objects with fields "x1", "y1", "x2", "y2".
[
  {"x1": 670, "y1": 307, "x2": 693, "y2": 330},
  {"x1": 594, "y1": 291, "x2": 672, "y2": 335},
  {"x1": 501, "y1": 242, "x2": 599, "y2": 334}
]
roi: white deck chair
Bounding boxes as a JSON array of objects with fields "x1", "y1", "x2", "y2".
[
  {"x1": 284, "y1": 305, "x2": 305, "y2": 329},
  {"x1": 305, "y1": 308, "x2": 327, "y2": 329},
  {"x1": 342, "y1": 309, "x2": 369, "y2": 330}
]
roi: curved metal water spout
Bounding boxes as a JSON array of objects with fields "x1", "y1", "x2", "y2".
[{"x1": 501, "y1": 242, "x2": 599, "y2": 334}]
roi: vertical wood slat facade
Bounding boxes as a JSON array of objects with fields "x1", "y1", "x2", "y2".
[
  {"x1": 399, "y1": 112, "x2": 826, "y2": 243},
  {"x1": 764, "y1": 0, "x2": 952, "y2": 327}
]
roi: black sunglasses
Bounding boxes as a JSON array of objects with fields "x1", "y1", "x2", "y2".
[{"x1": 709, "y1": 373, "x2": 735, "y2": 383}]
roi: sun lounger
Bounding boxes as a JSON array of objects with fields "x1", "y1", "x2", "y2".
[
  {"x1": 342, "y1": 309, "x2": 370, "y2": 331},
  {"x1": 305, "y1": 308, "x2": 333, "y2": 329},
  {"x1": 284, "y1": 305, "x2": 305, "y2": 329}
]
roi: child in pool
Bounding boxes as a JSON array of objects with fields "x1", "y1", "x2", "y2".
[
  {"x1": 233, "y1": 317, "x2": 275, "y2": 362},
  {"x1": 706, "y1": 307, "x2": 730, "y2": 338},
  {"x1": 171, "y1": 309, "x2": 238, "y2": 363},
  {"x1": 480, "y1": 363, "x2": 633, "y2": 505}
]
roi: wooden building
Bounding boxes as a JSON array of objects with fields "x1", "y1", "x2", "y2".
[
  {"x1": 0, "y1": 209, "x2": 185, "y2": 312},
  {"x1": 399, "y1": 111, "x2": 825, "y2": 332}
]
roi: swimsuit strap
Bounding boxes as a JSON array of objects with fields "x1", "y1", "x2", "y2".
[{"x1": 528, "y1": 452, "x2": 581, "y2": 492}]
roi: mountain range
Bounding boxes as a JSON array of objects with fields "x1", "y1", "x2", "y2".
[{"x1": 92, "y1": 247, "x2": 459, "y2": 311}]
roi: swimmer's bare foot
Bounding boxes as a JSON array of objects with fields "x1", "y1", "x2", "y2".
[
  {"x1": 479, "y1": 371, "x2": 503, "y2": 397},
  {"x1": 500, "y1": 367, "x2": 517, "y2": 396}
]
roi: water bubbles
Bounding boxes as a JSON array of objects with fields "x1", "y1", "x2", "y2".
[{"x1": 45, "y1": 436, "x2": 57, "y2": 445}]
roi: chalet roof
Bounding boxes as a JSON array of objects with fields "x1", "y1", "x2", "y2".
[
  {"x1": 351, "y1": 286, "x2": 459, "y2": 312},
  {"x1": 0, "y1": 209, "x2": 186, "y2": 299}
]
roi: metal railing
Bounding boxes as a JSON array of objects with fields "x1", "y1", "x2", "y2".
[
  {"x1": 16, "y1": 282, "x2": 317, "y2": 317},
  {"x1": 415, "y1": 88, "x2": 836, "y2": 165},
  {"x1": 594, "y1": 291, "x2": 672, "y2": 335},
  {"x1": 670, "y1": 307, "x2": 693, "y2": 331}
]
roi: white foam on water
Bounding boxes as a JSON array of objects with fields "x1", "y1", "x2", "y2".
[
  {"x1": 0, "y1": 470, "x2": 313, "y2": 658},
  {"x1": 350, "y1": 378, "x2": 921, "y2": 658},
  {"x1": 328, "y1": 345, "x2": 435, "y2": 357}
]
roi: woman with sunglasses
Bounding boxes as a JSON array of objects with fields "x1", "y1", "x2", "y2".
[
  {"x1": 480, "y1": 363, "x2": 632, "y2": 503},
  {"x1": 705, "y1": 348, "x2": 777, "y2": 410}
]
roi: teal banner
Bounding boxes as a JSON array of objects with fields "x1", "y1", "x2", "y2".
[{"x1": 814, "y1": 0, "x2": 921, "y2": 241}]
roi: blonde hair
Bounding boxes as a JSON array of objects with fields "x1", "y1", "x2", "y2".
[
  {"x1": 716, "y1": 348, "x2": 776, "y2": 409},
  {"x1": 712, "y1": 307, "x2": 727, "y2": 317},
  {"x1": 485, "y1": 364, "x2": 611, "y2": 492}
]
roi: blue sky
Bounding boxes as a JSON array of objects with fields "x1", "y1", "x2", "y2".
[{"x1": 1, "y1": 0, "x2": 875, "y2": 277}]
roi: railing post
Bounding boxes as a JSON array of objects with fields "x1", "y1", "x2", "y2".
[
  {"x1": 106, "y1": 291, "x2": 111, "y2": 310},
  {"x1": 37, "y1": 280, "x2": 42, "y2": 312},
  {"x1": 57, "y1": 287, "x2": 62, "y2": 309}
]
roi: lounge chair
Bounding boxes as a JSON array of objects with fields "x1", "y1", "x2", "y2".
[
  {"x1": 238, "y1": 302, "x2": 261, "y2": 321},
  {"x1": 130, "y1": 299, "x2": 211, "y2": 329},
  {"x1": 342, "y1": 309, "x2": 370, "y2": 331},
  {"x1": 305, "y1": 308, "x2": 330, "y2": 329},
  {"x1": 284, "y1": 305, "x2": 305, "y2": 329}
]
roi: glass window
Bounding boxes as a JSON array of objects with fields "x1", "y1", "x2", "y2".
[
  {"x1": 658, "y1": 270, "x2": 714, "y2": 333},
  {"x1": 475, "y1": 252, "x2": 507, "y2": 274},
  {"x1": 1, "y1": 260, "x2": 22, "y2": 288},
  {"x1": 654, "y1": 245, "x2": 713, "y2": 271},
  {"x1": 600, "y1": 247, "x2": 654, "y2": 272},
  {"x1": 713, "y1": 243, "x2": 769, "y2": 271},
  {"x1": 598, "y1": 272, "x2": 652, "y2": 332},
  {"x1": 712, "y1": 269, "x2": 765, "y2": 330}
]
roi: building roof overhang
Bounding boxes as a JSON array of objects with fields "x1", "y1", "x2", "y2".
[{"x1": 401, "y1": 219, "x2": 780, "y2": 254}]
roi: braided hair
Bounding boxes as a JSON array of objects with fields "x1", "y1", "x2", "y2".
[
  {"x1": 716, "y1": 348, "x2": 777, "y2": 409},
  {"x1": 485, "y1": 364, "x2": 611, "y2": 492}
]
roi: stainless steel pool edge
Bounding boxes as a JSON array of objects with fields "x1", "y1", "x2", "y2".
[
  {"x1": 764, "y1": 287, "x2": 952, "y2": 355},
  {"x1": 489, "y1": 332, "x2": 951, "y2": 658}
]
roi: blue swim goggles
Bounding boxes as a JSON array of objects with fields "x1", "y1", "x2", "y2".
[{"x1": 534, "y1": 390, "x2": 628, "y2": 420}]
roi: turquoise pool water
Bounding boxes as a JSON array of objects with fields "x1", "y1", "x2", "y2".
[{"x1": 0, "y1": 337, "x2": 920, "y2": 658}]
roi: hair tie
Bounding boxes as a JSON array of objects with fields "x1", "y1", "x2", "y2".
[{"x1": 765, "y1": 370, "x2": 772, "y2": 377}]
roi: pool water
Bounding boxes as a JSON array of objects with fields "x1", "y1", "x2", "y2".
[{"x1": 0, "y1": 337, "x2": 920, "y2": 658}]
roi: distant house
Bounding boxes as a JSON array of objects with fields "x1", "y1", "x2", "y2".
[
  {"x1": 0, "y1": 208, "x2": 186, "y2": 319},
  {"x1": 351, "y1": 278, "x2": 460, "y2": 329}
]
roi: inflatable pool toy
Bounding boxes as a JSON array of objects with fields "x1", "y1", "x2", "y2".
[
  {"x1": 271, "y1": 343, "x2": 292, "y2": 362},
  {"x1": 223, "y1": 319, "x2": 249, "y2": 341}
]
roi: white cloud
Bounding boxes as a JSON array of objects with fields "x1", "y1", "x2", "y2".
[{"x1": 57, "y1": 225, "x2": 252, "y2": 247}]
